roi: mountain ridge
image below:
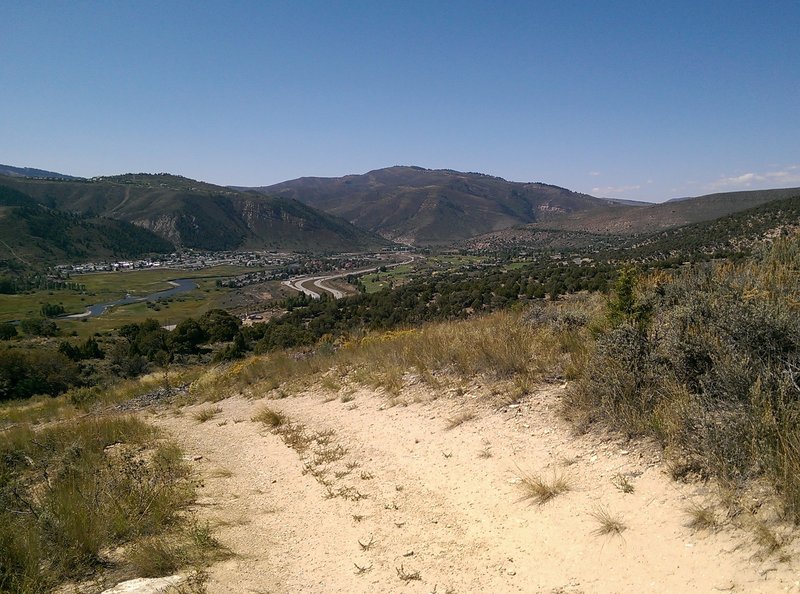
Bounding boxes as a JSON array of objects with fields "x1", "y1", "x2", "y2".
[
  {"x1": 0, "y1": 163, "x2": 80, "y2": 180},
  {"x1": 0, "y1": 174, "x2": 390, "y2": 253},
  {"x1": 0, "y1": 185, "x2": 175, "y2": 267},
  {"x1": 244, "y1": 166, "x2": 624, "y2": 245},
  {"x1": 529, "y1": 186, "x2": 800, "y2": 234},
  {"x1": 3, "y1": 162, "x2": 799, "y2": 253}
]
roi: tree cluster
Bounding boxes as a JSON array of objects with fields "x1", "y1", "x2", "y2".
[{"x1": 241, "y1": 259, "x2": 615, "y2": 355}]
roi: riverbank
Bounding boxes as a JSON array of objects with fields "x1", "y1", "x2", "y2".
[{"x1": 62, "y1": 278, "x2": 198, "y2": 319}]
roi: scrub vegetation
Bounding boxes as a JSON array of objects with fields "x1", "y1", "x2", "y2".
[
  {"x1": 0, "y1": 415, "x2": 226, "y2": 593},
  {"x1": 565, "y1": 236, "x2": 800, "y2": 521},
  {"x1": 1, "y1": 211, "x2": 798, "y2": 590}
]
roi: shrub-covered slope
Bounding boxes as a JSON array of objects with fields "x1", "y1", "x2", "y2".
[
  {"x1": 0, "y1": 185, "x2": 175, "y2": 266},
  {"x1": 0, "y1": 173, "x2": 390, "y2": 252}
]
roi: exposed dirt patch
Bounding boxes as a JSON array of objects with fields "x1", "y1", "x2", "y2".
[{"x1": 153, "y1": 384, "x2": 800, "y2": 593}]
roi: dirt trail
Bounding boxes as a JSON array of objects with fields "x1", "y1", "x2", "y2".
[{"x1": 154, "y1": 384, "x2": 799, "y2": 593}]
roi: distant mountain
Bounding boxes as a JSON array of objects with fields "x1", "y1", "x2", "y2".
[
  {"x1": 0, "y1": 173, "x2": 390, "y2": 253},
  {"x1": 0, "y1": 185, "x2": 174, "y2": 268},
  {"x1": 244, "y1": 166, "x2": 618, "y2": 245},
  {"x1": 6, "y1": 163, "x2": 796, "y2": 254},
  {"x1": 464, "y1": 192, "x2": 800, "y2": 255},
  {"x1": 622, "y1": 193, "x2": 800, "y2": 259},
  {"x1": 0, "y1": 163, "x2": 80, "y2": 180},
  {"x1": 530, "y1": 187, "x2": 800, "y2": 234}
]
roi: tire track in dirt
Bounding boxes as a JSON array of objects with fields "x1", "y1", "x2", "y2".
[{"x1": 155, "y1": 385, "x2": 800, "y2": 593}]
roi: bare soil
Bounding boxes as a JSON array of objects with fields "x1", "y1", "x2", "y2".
[{"x1": 154, "y1": 383, "x2": 800, "y2": 593}]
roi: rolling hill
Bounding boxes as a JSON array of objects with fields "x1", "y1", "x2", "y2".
[
  {"x1": 0, "y1": 185, "x2": 174, "y2": 267},
  {"x1": 245, "y1": 166, "x2": 622, "y2": 245},
  {"x1": 528, "y1": 187, "x2": 800, "y2": 234},
  {"x1": 464, "y1": 193, "x2": 800, "y2": 259},
  {"x1": 0, "y1": 163, "x2": 80, "y2": 180},
  {"x1": 0, "y1": 173, "x2": 390, "y2": 253},
  {"x1": 4, "y1": 164, "x2": 797, "y2": 255},
  {"x1": 621, "y1": 193, "x2": 800, "y2": 259},
  {"x1": 247, "y1": 166, "x2": 800, "y2": 247}
]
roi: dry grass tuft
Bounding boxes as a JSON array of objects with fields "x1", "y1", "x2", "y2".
[
  {"x1": 358, "y1": 535, "x2": 375, "y2": 551},
  {"x1": 127, "y1": 520, "x2": 230, "y2": 579},
  {"x1": 126, "y1": 537, "x2": 185, "y2": 577},
  {"x1": 684, "y1": 502, "x2": 718, "y2": 531},
  {"x1": 208, "y1": 467, "x2": 234, "y2": 479},
  {"x1": 445, "y1": 410, "x2": 475, "y2": 430},
  {"x1": 590, "y1": 506, "x2": 627, "y2": 536},
  {"x1": 516, "y1": 469, "x2": 571, "y2": 505},
  {"x1": 192, "y1": 405, "x2": 222, "y2": 423},
  {"x1": 251, "y1": 406, "x2": 287, "y2": 427},
  {"x1": 752, "y1": 521, "x2": 788, "y2": 556},
  {"x1": 319, "y1": 375, "x2": 341, "y2": 393}
]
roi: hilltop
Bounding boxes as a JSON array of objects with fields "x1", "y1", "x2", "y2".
[
  {"x1": 244, "y1": 166, "x2": 620, "y2": 245},
  {"x1": 0, "y1": 185, "x2": 174, "y2": 268},
  {"x1": 0, "y1": 173, "x2": 390, "y2": 254},
  {"x1": 244, "y1": 166, "x2": 800, "y2": 247},
  {"x1": 529, "y1": 186, "x2": 800, "y2": 234},
  {"x1": 0, "y1": 163, "x2": 80, "y2": 180}
]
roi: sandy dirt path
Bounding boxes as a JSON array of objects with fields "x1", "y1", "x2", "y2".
[{"x1": 155, "y1": 384, "x2": 799, "y2": 593}]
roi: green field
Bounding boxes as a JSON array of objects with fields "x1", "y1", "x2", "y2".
[
  {"x1": 359, "y1": 255, "x2": 513, "y2": 294},
  {"x1": 75, "y1": 266, "x2": 255, "y2": 297},
  {"x1": 359, "y1": 263, "x2": 416, "y2": 293},
  {"x1": 0, "y1": 266, "x2": 257, "y2": 335},
  {"x1": 58, "y1": 290, "x2": 227, "y2": 337}
]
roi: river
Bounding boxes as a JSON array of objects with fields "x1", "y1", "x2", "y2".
[{"x1": 65, "y1": 278, "x2": 198, "y2": 319}]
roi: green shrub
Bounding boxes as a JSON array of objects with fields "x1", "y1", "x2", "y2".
[
  {"x1": 565, "y1": 235, "x2": 800, "y2": 520},
  {"x1": 0, "y1": 417, "x2": 195, "y2": 592},
  {"x1": 0, "y1": 323, "x2": 17, "y2": 340},
  {"x1": 19, "y1": 317, "x2": 59, "y2": 337},
  {"x1": 40, "y1": 303, "x2": 65, "y2": 318},
  {"x1": 0, "y1": 349, "x2": 80, "y2": 401}
]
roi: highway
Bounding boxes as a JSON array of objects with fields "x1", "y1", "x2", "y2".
[{"x1": 282, "y1": 256, "x2": 415, "y2": 300}]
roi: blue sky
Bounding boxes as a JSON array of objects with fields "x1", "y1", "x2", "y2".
[{"x1": 2, "y1": 1, "x2": 798, "y2": 202}]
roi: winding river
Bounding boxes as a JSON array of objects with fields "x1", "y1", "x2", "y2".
[{"x1": 65, "y1": 278, "x2": 198, "y2": 319}]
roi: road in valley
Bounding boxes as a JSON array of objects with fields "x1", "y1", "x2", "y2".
[{"x1": 282, "y1": 256, "x2": 415, "y2": 300}]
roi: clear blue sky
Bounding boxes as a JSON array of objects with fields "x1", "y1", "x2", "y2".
[{"x1": 2, "y1": 1, "x2": 798, "y2": 201}]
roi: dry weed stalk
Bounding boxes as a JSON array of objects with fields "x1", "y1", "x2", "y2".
[
  {"x1": 445, "y1": 410, "x2": 475, "y2": 430},
  {"x1": 396, "y1": 564, "x2": 421, "y2": 581},
  {"x1": 358, "y1": 535, "x2": 375, "y2": 551}
]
